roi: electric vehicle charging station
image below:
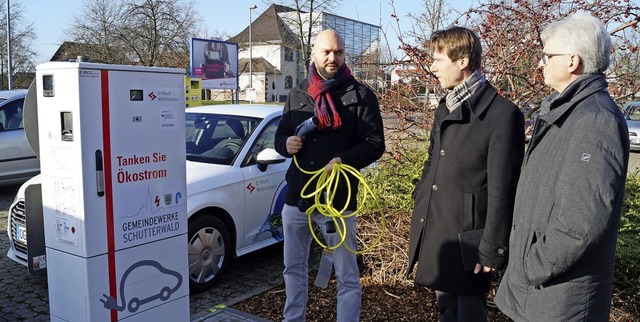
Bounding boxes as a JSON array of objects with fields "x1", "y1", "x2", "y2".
[{"x1": 35, "y1": 62, "x2": 189, "y2": 321}]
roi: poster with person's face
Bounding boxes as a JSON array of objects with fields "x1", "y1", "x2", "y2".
[{"x1": 190, "y1": 38, "x2": 238, "y2": 90}]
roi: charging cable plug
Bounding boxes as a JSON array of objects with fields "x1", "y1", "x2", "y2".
[{"x1": 295, "y1": 116, "x2": 318, "y2": 138}]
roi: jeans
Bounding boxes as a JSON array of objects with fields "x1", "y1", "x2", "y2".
[
  {"x1": 435, "y1": 290, "x2": 487, "y2": 322},
  {"x1": 281, "y1": 204, "x2": 361, "y2": 322}
]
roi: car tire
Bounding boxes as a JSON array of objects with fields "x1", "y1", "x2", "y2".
[{"x1": 187, "y1": 215, "x2": 232, "y2": 293}]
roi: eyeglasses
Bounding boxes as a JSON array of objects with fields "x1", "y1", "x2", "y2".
[{"x1": 541, "y1": 53, "x2": 571, "y2": 65}]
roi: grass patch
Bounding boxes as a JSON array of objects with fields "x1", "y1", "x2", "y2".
[{"x1": 615, "y1": 171, "x2": 640, "y2": 311}]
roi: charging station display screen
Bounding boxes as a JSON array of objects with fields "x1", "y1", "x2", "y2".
[
  {"x1": 130, "y1": 89, "x2": 143, "y2": 101},
  {"x1": 43, "y1": 75, "x2": 54, "y2": 97}
]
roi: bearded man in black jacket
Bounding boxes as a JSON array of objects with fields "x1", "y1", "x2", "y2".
[{"x1": 274, "y1": 29, "x2": 385, "y2": 322}]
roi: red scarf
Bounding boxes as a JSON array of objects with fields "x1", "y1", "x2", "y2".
[{"x1": 307, "y1": 63, "x2": 352, "y2": 130}]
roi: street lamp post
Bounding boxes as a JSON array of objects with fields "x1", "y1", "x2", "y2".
[
  {"x1": 6, "y1": 0, "x2": 12, "y2": 90},
  {"x1": 249, "y1": 4, "x2": 257, "y2": 100}
]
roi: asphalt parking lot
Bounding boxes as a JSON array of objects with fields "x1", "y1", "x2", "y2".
[{"x1": 1, "y1": 152, "x2": 640, "y2": 321}]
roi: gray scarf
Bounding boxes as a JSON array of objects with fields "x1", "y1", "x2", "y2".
[{"x1": 445, "y1": 69, "x2": 487, "y2": 112}]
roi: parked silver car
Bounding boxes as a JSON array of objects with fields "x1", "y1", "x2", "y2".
[
  {"x1": 0, "y1": 89, "x2": 39, "y2": 186},
  {"x1": 623, "y1": 102, "x2": 640, "y2": 152}
]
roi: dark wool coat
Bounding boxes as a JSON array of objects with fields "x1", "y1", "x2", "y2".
[
  {"x1": 407, "y1": 84, "x2": 525, "y2": 295},
  {"x1": 495, "y1": 74, "x2": 629, "y2": 321},
  {"x1": 274, "y1": 76, "x2": 385, "y2": 210}
]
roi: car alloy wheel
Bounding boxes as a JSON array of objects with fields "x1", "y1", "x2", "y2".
[{"x1": 187, "y1": 215, "x2": 232, "y2": 293}]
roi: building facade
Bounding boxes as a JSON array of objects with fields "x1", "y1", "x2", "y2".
[
  {"x1": 228, "y1": 4, "x2": 380, "y2": 103},
  {"x1": 316, "y1": 12, "x2": 381, "y2": 84}
]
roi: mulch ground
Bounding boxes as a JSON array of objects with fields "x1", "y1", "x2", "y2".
[{"x1": 234, "y1": 276, "x2": 639, "y2": 321}]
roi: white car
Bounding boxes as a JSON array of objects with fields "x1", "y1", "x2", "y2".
[
  {"x1": 6, "y1": 104, "x2": 290, "y2": 293},
  {"x1": 0, "y1": 89, "x2": 39, "y2": 186},
  {"x1": 624, "y1": 102, "x2": 640, "y2": 152}
]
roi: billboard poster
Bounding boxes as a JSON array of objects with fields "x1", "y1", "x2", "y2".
[{"x1": 190, "y1": 38, "x2": 238, "y2": 90}]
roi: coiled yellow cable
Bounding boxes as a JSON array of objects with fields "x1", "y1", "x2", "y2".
[{"x1": 293, "y1": 155, "x2": 385, "y2": 254}]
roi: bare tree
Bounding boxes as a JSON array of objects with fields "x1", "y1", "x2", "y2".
[
  {"x1": 65, "y1": 0, "x2": 131, "y2": 65},
  {"x1": 66, "y1": 0, "x2": 201, "y2": 70},
  {"x1": 461, "y1": 0, "x2": 640, "y2": 109},
  {"x1": 0, "y1": 1, "x2": 37, "y2": 89},
  {"x1": 376, "y1": 0, "x2": 640, "y2": 184},
  {"x1": 377, "y1": 0, "x2": 456, "y2": 147},
  {"x1": 405, "y1": 0, "x2": 454, "y2": 47},
  {"x1": 119, "y1": 0, "x2": 199, "y2": 69},
  {"x1": 382, "y1": 0, "x2": 640, "y2": 133}
]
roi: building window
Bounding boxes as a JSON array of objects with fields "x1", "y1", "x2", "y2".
[
  {"x1": 284, "y1": 47, "x2": 294, "y2": 62},
  {"x1": 285, "y1": 76, "x2": 293, "y2": 89}
]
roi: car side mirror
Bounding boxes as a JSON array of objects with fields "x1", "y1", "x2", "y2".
[{"x1": 256, "y1": 148, "x2": 285, "y2": 172}]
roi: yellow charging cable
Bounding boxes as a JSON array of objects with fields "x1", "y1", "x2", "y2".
[{"x1": 293, "y1": 155, "x2": 385, "y2": 254}]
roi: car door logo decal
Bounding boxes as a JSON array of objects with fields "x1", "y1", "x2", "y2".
[{"x1": 249, "y1": 179, "x2": 277, "y2": 193}]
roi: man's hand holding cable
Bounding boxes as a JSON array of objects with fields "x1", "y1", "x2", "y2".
[
  {"x1": 325, "y1": 157, "x2": 342, "y2": 174},
  {"x1": 286, "y1": 136, "x2": 303, "y2": 155}
]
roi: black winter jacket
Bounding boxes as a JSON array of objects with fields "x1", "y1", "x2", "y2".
[
  {"x1": 275, "y1": 76, "x2": 385, "y2": 210},
  {"x1": 407, "y1": 84, "x2": 525, "y2": 295}
]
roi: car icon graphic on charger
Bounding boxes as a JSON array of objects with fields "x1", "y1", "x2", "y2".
[{"x1": 100, "y1": 260, "x2": 183, "y2": 313}]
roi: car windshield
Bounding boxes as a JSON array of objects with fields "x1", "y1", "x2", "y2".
[
  {"x1": 185, "y1": 112, "x2": 260, "y2": 165},
  {"x1": 627, "y1": 105, "x2": 640, "y2": 121}
]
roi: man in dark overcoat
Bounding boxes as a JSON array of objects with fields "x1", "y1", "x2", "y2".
[
  {"x1": 406, "y1": 26, "x2": 525, "y2": 321},
  {"x1": 495, "y1": 12, "x2": 629, "y2": 321}
]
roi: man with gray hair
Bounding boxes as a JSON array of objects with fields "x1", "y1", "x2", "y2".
[{"x1": 495, "y1": 12, "x2": 629, "y2": 321}]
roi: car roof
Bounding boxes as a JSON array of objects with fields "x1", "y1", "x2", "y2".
[
  {"x1": 0, "y1": 89, "x2": 27, "y2": 100},
  {"x1": 625, "y1": 101, "x2": 640, "y2": 109},
  {"x1": 186, "y1": 104, "x2": 283, "y2": 119}
]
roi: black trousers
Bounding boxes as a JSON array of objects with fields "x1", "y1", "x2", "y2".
[{"x1": 435, "y1": 290, "x2": 487, "y2": 322}]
